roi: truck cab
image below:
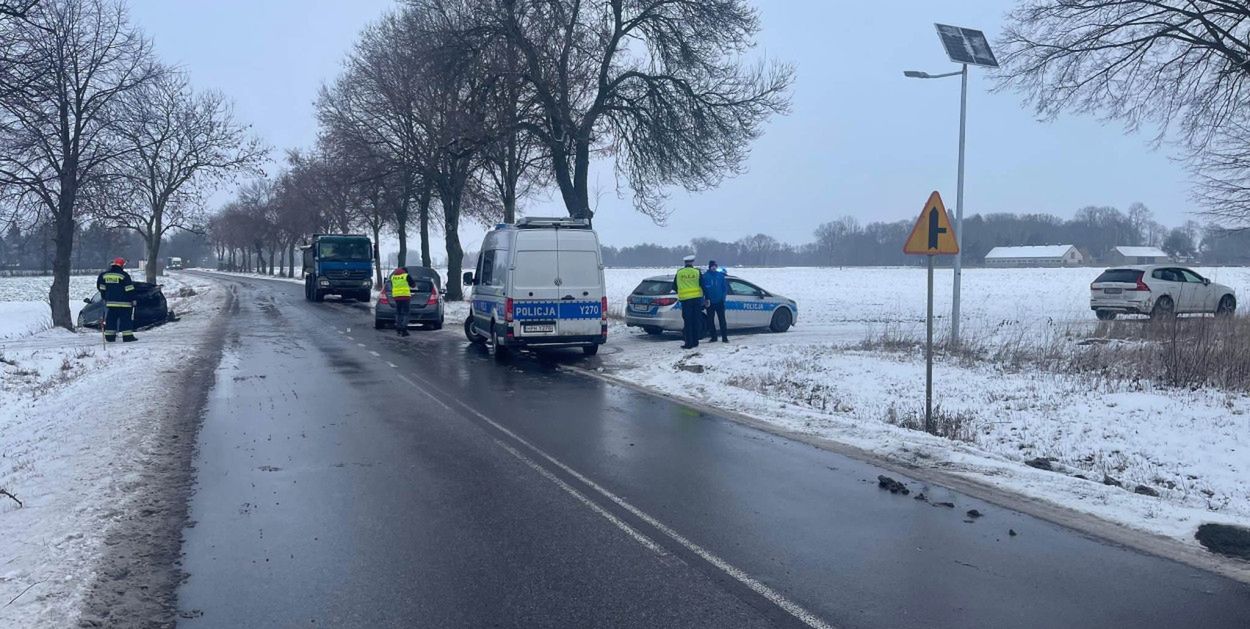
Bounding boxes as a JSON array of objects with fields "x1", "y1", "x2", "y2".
[{"x1": 302, "y1": 234, "x2": 374, "y2": 302}]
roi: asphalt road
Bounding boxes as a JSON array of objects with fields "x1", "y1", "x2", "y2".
[{"x1": 176, "y1": 273, "x2": 1250, "y2": 628}]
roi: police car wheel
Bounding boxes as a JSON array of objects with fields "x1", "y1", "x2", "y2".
[
  {"x1": 769, "y1": 308, "x2": 792, "y2": 333},
  {"x1": 643, "y1": 327, "x2": 663, "y2": 336}
]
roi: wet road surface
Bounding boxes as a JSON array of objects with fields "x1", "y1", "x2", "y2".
[{"x1": 176, "y1": 273, "x2": 1250, "y2": 628}]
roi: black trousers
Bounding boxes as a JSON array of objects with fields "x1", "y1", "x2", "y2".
[
  {"x1": 394, "y1": 299, "x2": 411, "y2": 330},
  {"x1": 705, "y1": 301, "x2": 727, "y2": 340},
  {"x1": 104, "y1": 306, "x2": 134, "y2": 341},
  {"x1": 680, "y1": 298, "x2": 702, "y2": 347}
]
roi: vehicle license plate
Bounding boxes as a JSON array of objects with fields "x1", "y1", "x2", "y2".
[
  {"x1": 1103, "y1": 288, "x2": 1122, "y2": 295},
  {"x1": 524, "y1": 323, "x2": 555, "y2": 334},
  {"x1": 629, "y1": 303, "x2": 650, "y2": 312}
]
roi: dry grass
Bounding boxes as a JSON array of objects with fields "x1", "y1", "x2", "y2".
[
  {"x1": 884, "y1": 403, "x2": 978, "y2": 442},
  {"x1": 861, "y1": 315, "x2": 1250, "y2": 392}
]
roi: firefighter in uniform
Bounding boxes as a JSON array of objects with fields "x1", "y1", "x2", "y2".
[
  {"x1": 97, "y1": 257, "x2": 138, "y2": 342},
  {"x1": 673, "y1": 254, "x2": 704, "y2": 349},
  {"x1": 389, "y1": 267, "x2": 414, "y2": 337}
]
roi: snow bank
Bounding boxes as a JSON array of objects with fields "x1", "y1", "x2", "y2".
[{"x1": 0, "y1": 274, "x2": 221, "y2": 627}]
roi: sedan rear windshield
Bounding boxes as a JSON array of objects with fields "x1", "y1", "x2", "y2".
[
  {"x1": 1095, "y1": 269, "x2": 1142, "y2": 283},
  {"x1": 633, "y1": 280, "x2": 674, "y2": 296}
]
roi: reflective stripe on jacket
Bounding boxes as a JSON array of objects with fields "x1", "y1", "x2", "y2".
[
  {"x1": 390, "y1": 272, "x2": 412, "y2": 299},
  {"x1": 97, "y1": 266, "x2": 135, "y2": 307},
  {"x1": 675, "y1": 266, "x2": 704, "y2": 301}
]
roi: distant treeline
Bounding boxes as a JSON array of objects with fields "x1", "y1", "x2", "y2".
[
  {"x1": 0, "y1": 223, "x2": 214, "y2": 272},
  {"x1": 603, "y1": 204, "x2": 1250, "y2": 267}
]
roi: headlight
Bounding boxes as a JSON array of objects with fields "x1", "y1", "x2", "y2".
[
  {"x1": 318, "y1": 278, "x2": 330, "y2": 286},
  {"x1": 362, "y1": 280, "x2": 371, "y2": 287}
]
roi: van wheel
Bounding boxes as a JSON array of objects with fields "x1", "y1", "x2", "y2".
[
  {"x1": 1216, "y1": 295, "x2": 1236, "y2": 318},
  {"x1": 1151, "y1": 296, "x2": 1175, "y2": 320},
  {"x1": 465, "y1": 316, "x2": 485, "y2": 344},
  {"x1": 769, "y1": 308, "x2": 793, "y2": 333},
  {"x1": 582, "y1": 344, "x2": 599, "y2": 356},
  {"x1": 491, "y1": 325, "x2": 510, "y2": 361},
  {"x1": 1095, "y1": 310, "x2": 1117, "y2": 321}
]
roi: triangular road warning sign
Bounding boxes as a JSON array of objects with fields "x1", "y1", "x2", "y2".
[{"x1": 903, "y1": 191, "x2": 959, "y2": 255}]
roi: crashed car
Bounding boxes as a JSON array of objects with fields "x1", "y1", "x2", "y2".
[{"x1": 77, "y1": 282, "x2": 173, "y2": 330}]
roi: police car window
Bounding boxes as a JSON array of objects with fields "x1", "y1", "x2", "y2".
[
  {"x1": 513, "y1": 251, "x2": 558, "y2": 288},
  {"x1": 635, "y1": 280, "x2": 674, "y2": 296},
  {"x1": 558, "y1": 251, "x2": 599, "y2": 288},
  {"x1": 479, "y1": 250, "x2": 495, "y2": 285},
  {"x1": 490, "y1": 251, "x2": 508, "y2": 286},
  {"x1": 729, "y1": 280, "x2": 760, "y2": 296}
]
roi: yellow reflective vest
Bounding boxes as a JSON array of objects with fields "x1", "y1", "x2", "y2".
[
  {"x1": 675, "y1": 266, "x2": 704, "y2": 301},
  {"x1": 390, "y1": 272, "x2": 412, "y2": 299}
]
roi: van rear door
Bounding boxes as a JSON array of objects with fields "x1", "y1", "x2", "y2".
[
  {"x1": 554, "y1": 230, "x2": 604, "y2": 337},
  {"x1": 511, "y1": 231, "x2": 562, "y2": 337}
]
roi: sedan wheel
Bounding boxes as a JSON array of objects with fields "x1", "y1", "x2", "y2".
[
  {"x1": 1216, "y1": 295, "x2": 1237, "y2": 318},
  {"x1": 1151, "y1": 296, "x2": 1176, "y2": 320},
  {"x1": 769, "y1": 308, "x2": 793, "y2": 333}
]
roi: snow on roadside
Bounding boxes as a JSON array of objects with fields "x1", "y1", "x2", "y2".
[
  {"x1": 196, "y1": 269, "x2": 303, "y2": 286},
  {"x1": 0, "y1": 274, "x2": 222, "y2": 628},
  {"x1": 592, "y1": 320, "x2": 1250, "y2": 553}
]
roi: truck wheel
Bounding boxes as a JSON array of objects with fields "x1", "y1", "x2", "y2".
[
  {"x1": 313, "y1": 288, "x2": 324, "y2": 303},
  {"x1": 304, "y1": 280, "x2": 312, "y2": 301}
]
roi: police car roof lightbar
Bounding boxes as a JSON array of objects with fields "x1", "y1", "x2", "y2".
[{"x1": 514, "y1": 217, "x2": 592, "y2": 229}]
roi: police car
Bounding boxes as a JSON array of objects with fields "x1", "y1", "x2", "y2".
[
  {"x1": 624, "y1": 274, "x2": 797, "y2": 335},
  {"x1": 463, "y1": 217, "x2": 608, "y2": 360}
]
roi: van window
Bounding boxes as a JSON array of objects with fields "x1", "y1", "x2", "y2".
[
  {"x1": 513, "y1": 251, "x2": 558, "y2": 288},
  {"x1": 558, "y1": 251, "x2": 600, "y2": 288},
  {"x1": 478, "y1": 250, "x2": 496, "y2": 286},
  {"x1": 490, "y1": 251, "x2": 508, "y2": 286}
]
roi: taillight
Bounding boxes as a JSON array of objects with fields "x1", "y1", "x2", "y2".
[
  {"x1": 655, "y1": 297, "x2": 677, "y2": 307},
  {"x1": 601, "y1": 296, "x2": 608, "y2": 321},
  {"x1": 378, "y1": 291, "x2": 389, "y2": 305},
  {"x1": 1131, "y1": 273, "x2": 1150, "y2": 292},
  {"x1": 504, "y1": 297, "x2": 514, "y2": 323},
  {"x1": 427, "y1": 286, "x2": 439, "y2": 306}
]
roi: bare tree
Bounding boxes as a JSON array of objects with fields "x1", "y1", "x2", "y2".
[
  {"x1": 996, "y1": 1, "x2": 1250, "y2": 224},
  {"x1": 0, "y1": 0, "x2": 158, "y2": 329},
  {"x1": 475, "y1": 0, "x2": 792, "y2": 220},
  {"x1": 100, "y1": 70, "x2": 267, "y2": 282}
]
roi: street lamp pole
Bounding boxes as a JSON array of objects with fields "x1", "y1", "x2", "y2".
[{"x1": 952, "y1": 63, "x2": 967, "y2": 346}]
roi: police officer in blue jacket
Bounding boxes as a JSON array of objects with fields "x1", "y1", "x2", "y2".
[{"x1": 702, "y1": 260, "x2": 729, "y2": 343}]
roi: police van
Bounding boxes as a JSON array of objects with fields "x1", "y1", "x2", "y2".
[{"x1": 463, "y1": 217, "x2": 607, "y2": 359}]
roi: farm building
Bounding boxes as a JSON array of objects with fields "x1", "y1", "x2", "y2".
[
  {"x1": 1107, "y1": 246, "x2": 1170, "y2": 265},
  {"x1": 983, "y1": 245, "x2": 1084, "y2": 267}
]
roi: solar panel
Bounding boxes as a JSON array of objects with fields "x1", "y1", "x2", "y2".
[{"x1": 934, "y1": 24, "x2": 998, "y2": 68}]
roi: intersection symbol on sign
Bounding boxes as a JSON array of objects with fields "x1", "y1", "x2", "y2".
[{"x1": 903, "y1": 191, "x2": 959, "y2": 256}]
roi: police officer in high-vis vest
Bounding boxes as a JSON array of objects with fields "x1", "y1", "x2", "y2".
[
  {"x1": 673, "y1": 254, "x2": 704, "y2": 349},
  {"x1": 96, "y1": 257, "x2": 137, "y2": 342},
  {"x1": 389, "y1": 267, "x2": 414, "y2": 337}
]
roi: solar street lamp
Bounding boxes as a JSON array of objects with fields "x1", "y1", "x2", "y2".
[{"x1": 904, "y1": 24, "x2": 999, "y2": 346}]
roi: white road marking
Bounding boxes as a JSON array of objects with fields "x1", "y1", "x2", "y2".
[
  {"x1": 357, "y1": 343, "x2": 366, "y2": 348},
  {"x1": 369, "y1": 351, "x2": 380, "y2": 357},
  {"x1": 491, "y1": 439, "x2": 666, "y2": 555},
  {"x1": 396, "y1": 370, "x2": 835, "y2": 629},
  {"x1": 387, "y1": 362, "x2": 397, "y2": 369}
]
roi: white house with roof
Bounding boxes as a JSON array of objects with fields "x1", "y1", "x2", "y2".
[
  {"x1": 1108, "y1": 246, "x2": 1170, "y2": 265},
  {"x1": 983, "y1": 245, "x2": 1084, "y2": 267}
]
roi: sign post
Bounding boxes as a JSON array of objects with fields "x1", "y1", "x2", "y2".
[{"x1": 903, "y1": 191, "x2": 959, "y2": 433}]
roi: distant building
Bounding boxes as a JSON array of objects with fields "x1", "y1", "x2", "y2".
[
  {"x1": 1108, "y1": 246, "x2": 1170, "y2": 266},
  {"x1": 983, "y1": 245, "x2": 1083, "y2": 267}
]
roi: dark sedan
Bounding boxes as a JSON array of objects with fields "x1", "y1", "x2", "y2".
[
  {"x1": 77, "y1": 282, "x2": 172, "y2": 330},
  {"x1": 373, "y1": 267, "x2": 445, "y2": 330}
]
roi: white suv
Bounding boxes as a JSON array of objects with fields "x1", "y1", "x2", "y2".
[{"x1": 1090, "y1": 265, "x2": 1236, "y2": 320}]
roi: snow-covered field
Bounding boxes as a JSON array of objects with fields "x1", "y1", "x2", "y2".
[
  {"x1": 588, "y1": 265, "x2": 1250, "y2": 557},
  {"x1": 0, "y1": 276, "x2": 101, "y2": 341},
  {"x1": 0, "y1": 273, "x2": 221, "y2": 628}
]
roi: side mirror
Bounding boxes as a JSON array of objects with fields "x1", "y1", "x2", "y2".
[
  {"x1": 462, "y1": 271, "x2": 475, "y2": 286},
  {"x1": 82, "y1": 298, "x2": 91, "y2": 304},
  {"x1": 1204, "y1": 278, "x2": 1211, "y2": 286}
]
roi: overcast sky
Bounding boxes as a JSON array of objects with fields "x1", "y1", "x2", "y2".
[{"x1": 128, "y1": 0, "x2": 1193, "y2": 253}]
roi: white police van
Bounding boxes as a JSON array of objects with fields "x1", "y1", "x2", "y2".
[{"x1": 463, "y1": 217, "x2": 607, "y2": 360}]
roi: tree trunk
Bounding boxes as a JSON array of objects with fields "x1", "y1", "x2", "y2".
[
  {"x1": 443, "y1": 195, "x2": 465, "y2": 301},
  {"x1": 571, "y1": 137, "x2": 593, "y2": 220},
  {"x1": 48, "y1": 173, "x2": 78, "y2": 330},
  {"x1": 418, "y1": 184, "x2": 432, "y2": 268},
  {"x1": 288, "y1": 242, "x2": 296, "y2": 278},
  {"x1": 144, "y1": 232, "x2": 161, "y2": 283},
  {"x1": 371, "y1": 225, "x2": 382, "y2": 286}
]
